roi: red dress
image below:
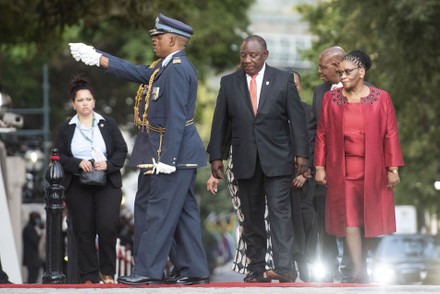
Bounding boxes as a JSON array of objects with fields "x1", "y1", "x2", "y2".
[
  {"x1": 314, "y1": 87, "x2": 405, "y2": 237},
  {"x1": 344, "y1": 102, "x2": 365, "y2": 226}
]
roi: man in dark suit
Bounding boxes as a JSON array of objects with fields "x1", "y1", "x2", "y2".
[
  {"x1": 69, "y1": 14, "x2": 209, "y2": 285},
  {"x1": 208, "y1": 35, "x2": 309, "y2": 283},
  {"x1": 310, "y1": 46, "x2": 351, "y2": 282},
  {"x1": 291, "y1": 71, "x2": 318, "y2": 282}
]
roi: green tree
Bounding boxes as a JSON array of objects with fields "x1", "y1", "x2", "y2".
[
  {"x1": 0, "y1": 1, "x2": 253, "y2": 221},
  {"x1": 298, "y1": 0, "x2": 440, "y2": 223},
  {"x1": 0, "y1": 0, "x2": 254, "y2": 136}
]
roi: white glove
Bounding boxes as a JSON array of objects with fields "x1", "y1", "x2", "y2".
[
  {"x1": 68, "y1": 43, "x2": 102, "y2": 67},
  {"x1": 69, "y1": 43, "x2": 93, "y2": 61},
  {"x1": 152, "y1": 158, "x2": 176, "y2": 174}
]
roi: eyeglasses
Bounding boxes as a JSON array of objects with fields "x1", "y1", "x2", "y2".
[{"x1": 336, "y1": 67, "x2": 360, "y2": 77}]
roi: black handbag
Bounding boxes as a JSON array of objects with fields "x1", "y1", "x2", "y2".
[{"x1": 79, "y1": 160, "x2": 107, "y2": 186}]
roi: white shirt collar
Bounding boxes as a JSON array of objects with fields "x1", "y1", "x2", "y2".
[
  {"x1": 331, "y1": 82, "x2": 343, "y2": 90},
  {"x1": 162, "y1": 50, "x2": 181, "y2": 67},
  {"x1": 69, "y1": 112, "x2": 105, "y2": 126},
  {"x1": 246, "y1": 63, "x2": 266, "y2": 79}
]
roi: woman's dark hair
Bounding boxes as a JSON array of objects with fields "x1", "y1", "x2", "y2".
[
  {"x1": 342, "y1": 50, "x2": 372, "y2": 71},
  {"x1": 69, "y1": 75, "x2": 95, "y2": 101}
]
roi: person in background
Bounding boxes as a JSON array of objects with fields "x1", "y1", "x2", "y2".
[
  {"x1": 310, "y1": 46, "x2": 350, "y2": 282},
  {"x1": 22, "y1": 211, "x2": 43, "y2": 283},
  {"x1": 208, "y1": 35, "x2": 309, "y2": 283},
  {"x1": 55, "y1": 76, "x2": 128, "y2": 284},
  {"x1": 314, "y1": 50, "x2": 404, "y2": 283},
  {"x1": 68, "y1": 13, "x2": 209, "y2": 285},
  {"x1": 291, "y1": 71, "x2": 318, "y2": 282}
]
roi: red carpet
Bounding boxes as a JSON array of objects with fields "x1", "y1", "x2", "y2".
[{"x1": 0, "y1": 282, "x2": 375, "y2": 288}]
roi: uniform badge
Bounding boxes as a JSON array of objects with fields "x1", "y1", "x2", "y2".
[
  {"x1": 152, "y1": 87, "x2": 160, "y2": 101},
  {"x1": 172, "y1": 57, "x2": 181, "y2": 64}
]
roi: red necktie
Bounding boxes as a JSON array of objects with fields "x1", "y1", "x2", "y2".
[{"x1": 250, "y1": 75, "x2": 258, "y2": 115}]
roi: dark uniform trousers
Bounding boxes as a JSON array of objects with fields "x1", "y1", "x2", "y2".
[{"x1": 133, "y1": 169, "x2": 209, "y2": 278}]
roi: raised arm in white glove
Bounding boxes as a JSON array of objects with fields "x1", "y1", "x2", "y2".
[
  {"x1": 152, "y1": 158, "x2": 176, "y2": 174},
  {"x1": 68, "y1": 43, "x2": 102, "y2": 67}
]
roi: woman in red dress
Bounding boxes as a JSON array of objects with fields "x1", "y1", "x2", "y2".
[{"x1": 314, "y1": 50, "x2": 404, "y2": 283}]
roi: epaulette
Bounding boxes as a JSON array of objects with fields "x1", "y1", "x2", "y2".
[{"x1": 172, "y1": 57, "x2": 182, "y2": 64}]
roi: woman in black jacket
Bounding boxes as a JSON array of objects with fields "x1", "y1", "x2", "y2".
[{"x1": 55, "y1": 75, "x2": 127, "y2": 284}]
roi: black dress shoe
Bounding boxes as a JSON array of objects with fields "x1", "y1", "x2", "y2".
[
  {"x1": 244, "y1": 271, "x2": 271, "y2": 283},
  {"x1": 164, "y1": 267, "x2": 181, "y2": 284},
  {"x1": 117, "y1": 273, "x2": 162, "y2": 285},
  {"x1": 265, "y1": 269, "x2": 297, "y2": 283},
  {"x1": 297, "y1": 263, "x2": 310, "y2": 282},
  {"x1": 175, "y1": 276, "x2": 209, "y2": 285}
]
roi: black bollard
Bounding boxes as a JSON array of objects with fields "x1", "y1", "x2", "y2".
[{"x1": 42, "y1": 148, "x2": 66, "y2": 284}]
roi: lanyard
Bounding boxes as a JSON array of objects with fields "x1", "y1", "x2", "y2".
[{"x1": 77, "y1": 115, "x2": 95, "y2": 145}]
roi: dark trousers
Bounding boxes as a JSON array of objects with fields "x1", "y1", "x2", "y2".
[
  {"x1": 292, "y1": 179, "x2": 318, "y2": 264},
  {"x1": 25, "y1": 265, "x2": 40, "y2": 283},
  {"x1": 65, "y1": 176, "x2": 122, "y2": 283},
  {"x1": 133, "y1": 169, "x2": 209, "y2": 278},
  {"x1": 238, "y1": 158, "x2": 294, "y2": 274}
]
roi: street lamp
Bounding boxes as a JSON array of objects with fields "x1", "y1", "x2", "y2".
[
  {"x1": 24, "y1": 149, "x2": 45, "y2": 172},
  {"x1": 23, "y1": 148, "x2": 45, "y2": 203},
  {"x1": 434, "y1": 181, "x2": 440, "y2": 191}
]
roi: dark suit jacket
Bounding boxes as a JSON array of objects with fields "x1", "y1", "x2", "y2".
[
  {"x1": 208, "y1": 65, "x2": 309, "y2": 179},
  {"x1": 22, "y1": 222, "x2": 42, "y2": 267},
  {"x1": 54, "y1": 115, "x2": 128, "y2": 189},
  {"x1": 309, "y1": 82, "x2": 332, "y2": 166},
  {"x1": 301, "y1": 102, "x2": 315, "y2": 168}
]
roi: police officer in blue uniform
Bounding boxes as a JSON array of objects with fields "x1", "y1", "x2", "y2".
[{"x1": 69, "y1": 13, "x2": 209, "y2": 285}]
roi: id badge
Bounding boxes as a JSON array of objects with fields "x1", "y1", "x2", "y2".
[{"x1": 151, "y1": 87, "x2": 160, "y2": 101}]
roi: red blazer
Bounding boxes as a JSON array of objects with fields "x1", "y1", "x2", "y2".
[{"x1": 314, "y1": 87, "x2": 404, "y2": 237}]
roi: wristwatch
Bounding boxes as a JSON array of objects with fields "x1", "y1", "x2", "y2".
[{"x1": 388, "y1": 169, "x2": 398, "y2": 174}]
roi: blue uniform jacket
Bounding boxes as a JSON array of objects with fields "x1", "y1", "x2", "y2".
[{"x1": 102, "y1": 50, "x2": 206, "y2": 169}]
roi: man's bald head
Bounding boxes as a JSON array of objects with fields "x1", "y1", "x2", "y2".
[
  {"x1": 320, "y1": 46, "x2": 346, "y2": 60},
  {"x1": 318, "y1": 46, "x2": 346, "y2": 84}
]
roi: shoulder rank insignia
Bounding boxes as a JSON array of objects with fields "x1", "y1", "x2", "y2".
[{"x1": 172, "y1": 57, "x2": 181, "y2": 64}]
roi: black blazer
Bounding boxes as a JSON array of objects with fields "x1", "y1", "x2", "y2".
[
  {"x1": 208, "y1": 65, "x2": 309, "y2": 179},
  {"x1": 54, "y1": 115, "x2": 128, "y2": 189},
  {"x1": 22, "y1": 222, "x2": 42, "y2": 267},
  {"x1": 301, "y1": 102, "x2": 315, "y2": 168},
  {"x1": 309, "y1": 82, "x2": 331, "y2": 156}
]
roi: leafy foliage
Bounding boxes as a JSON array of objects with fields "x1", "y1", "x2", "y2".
[
  {"x1": 0, "y1": 1, "x2": 253, "y2": 219},
  {"x1": 298, "y1": 0, "x2": 440, "y2": 219}
]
